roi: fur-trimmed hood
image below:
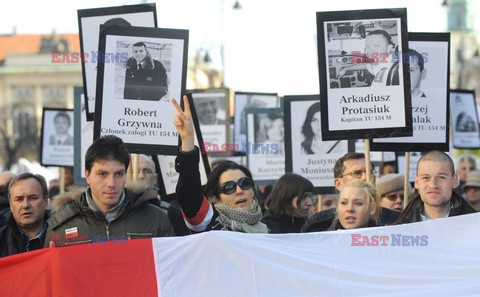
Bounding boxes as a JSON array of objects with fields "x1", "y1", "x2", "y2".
[{"x1": 50, "y1": 180, "x2": 158, "y2": 212}]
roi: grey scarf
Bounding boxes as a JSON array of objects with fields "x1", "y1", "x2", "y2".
[{"x1": 214, "y1": 198, "x2": 268, "y2": 233}]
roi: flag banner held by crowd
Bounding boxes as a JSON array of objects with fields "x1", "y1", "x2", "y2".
[
  {"x1": 94, "y1": 26, "x2": 188, "y2": 155},
  {"x1": 1, "y1": 213, "x2": 480, "y2": 296},
  {"x1": 284, "y1": 95, "x2": 352, "y2": 194},
  {"x1": 371, "y1": 33, "x2": 450, "y2": 152},
  {"x1": 233, "y1": 92, "x2": 279, "y2": 154},
  {"x1": 246, "y1": 108, "x2": 285, "y2": 184},
  {"x1": 77, "y1": 3, "x2": 158, "y2": 121},
  {"x1": 40, "y1": 108, "x2": 75, "y2": 167},
  {"x1": 316, "y1": 8, "x2": 413, "y2": 141},
  {"x1": 450, "y1": 90, "x2": 480, "y2": 149}
]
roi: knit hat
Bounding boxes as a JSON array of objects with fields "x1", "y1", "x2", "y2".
[
  {"x1": 376, "y1": 173, "x2": 410, "y2": 197},
  {"x1": 463, "y1": 170, "x2": 480, "y2": 190}
]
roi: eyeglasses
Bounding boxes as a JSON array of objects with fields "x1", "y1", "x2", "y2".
[
  {"x1": 383, "y1": 193, "x2": 404, "y2": 201},
  {"x1": 218, "y1": 177, "x2": 253, "y2": 195},
  {"x1": 342, "y1": 169, "x2": 376, "y2": 179}
]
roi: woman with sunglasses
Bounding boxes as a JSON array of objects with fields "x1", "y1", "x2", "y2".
[
  {"x1": 261, "y1": 173, "x2": 314, "y2": 233},
  {"x1": 172, "y1": 96, "x2": 268, "y2": 233}
]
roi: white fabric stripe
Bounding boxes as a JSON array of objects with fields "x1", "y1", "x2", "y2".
[{"x1": 183, "y1": 203, "x2": 214, "y2": 232}]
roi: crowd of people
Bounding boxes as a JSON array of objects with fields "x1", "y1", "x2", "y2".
[{"x1": 0, "y1": 95, "x2": 479, "y2": 258}]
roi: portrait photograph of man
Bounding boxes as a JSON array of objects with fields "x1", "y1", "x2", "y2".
[
  {"x1": 123, "y1": 41, "x2": 169, "y2": 101},
  {"x1": 49, "y1": 112, "x2": 74, "y2": 146},
  {"x1": 40, "y1": 108, "x2": 74, "y2": 167}
]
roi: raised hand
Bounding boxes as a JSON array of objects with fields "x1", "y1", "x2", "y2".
[{"x1": 172, "y1": 95, "x2": 195, "y2": 152}]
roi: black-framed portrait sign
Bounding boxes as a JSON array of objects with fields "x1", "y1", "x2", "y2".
[
  {"x1": 246, "y1": 108, "x2": 285, "y2": 185},
  {"x1": 317, "y1": 8, "x2": 412, "y2": 140},
  {"x1": 40, "y1": 108, "x2": 74, "y2": 167},
  {"x1": 155, "y1": 94, "x2": 211, "y2": 200},
  {"x1": 73, "y1": 87, "x2": 91, "y2": 185},
  {"x1": 371, "y1": 33, "x2": 451, "y2": 152},
  {"x1": 450, "y1": 90, "x2": 480, "y2": 149},
  {"x1": 78, "y1": 3, "x2": 157, "y2": 121},
  {"x1": 94, "y1": 26, "x2": 188, "y2": 155},
  {"x1": 190, "y1": 88, "x2": 230, "y2": 155},
  {"x1": 284, "y1": 95, "x2": 351, "y2": 194},
  {"x1": 233, "y1": 92, "x2": 278, "y2": 154}
]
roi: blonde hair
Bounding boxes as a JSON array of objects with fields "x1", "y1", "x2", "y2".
[{"x1": 338, "y1": 179, "x2": 380, "y2": 218}]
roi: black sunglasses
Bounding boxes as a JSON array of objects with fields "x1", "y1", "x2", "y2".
[{"x1": 218, "y1": 177, "x2": 254, "y2": 195}]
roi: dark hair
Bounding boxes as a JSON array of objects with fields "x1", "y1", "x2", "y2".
[
  {"x1": 103, "y1": 17, "x2": 131, "y2": 27},
  {"x1": 85, "y1": 135, "x2": 130, "y2": 172},
  {"x1": 301, "y1": 102, "x2": 321, "y2": 154},
  {"x1": 264, "y1": 173, "x2": 313, "y2": 218},
  {"x1": 409, "y1": 49, "x2": 424, "y2": 72},
  {"x1": 54, "y1": 112, "x2": 71, "y2": 127},
  {"x1": 417, "y1": 150, "x2": 455, "y2": 176},
  {"x1": 333, "y1": 152, "x2": 365, "y2": 178},
  {"x1": 133, "y1": 42, "x2": 147, "y2": 49},
  {"x1": 367, "y1": 30, "x2": 394, "y2": 46},
  {"x1": 204, "y1": 161, "x2": 254, "y2": 199},
  {"x1": 8, "y1": 173, "x2": 48, "y2": 199}
]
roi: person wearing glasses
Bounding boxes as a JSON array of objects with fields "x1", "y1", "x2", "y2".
[
  {"x1": 172, "y1": 96, "x2": 268, "y2": 233},
  {"x1": 261, "y1": 173, "x2": 314, "y2": 233},
  {"x1": 376, "y1": 173, "x2": 411, "y2": 212}
]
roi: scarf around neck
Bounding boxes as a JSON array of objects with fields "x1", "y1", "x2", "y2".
[{"x1": 214, "y1": 198, "x2": 268, "y2": 233}]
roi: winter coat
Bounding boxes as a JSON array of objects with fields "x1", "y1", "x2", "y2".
[
  {"x1": 45, "y1": 184, "x2": 174, "y2": 247},
  {"x1": 261, "y1": 211, "x2": 305, "y2": 234},
  {"x1": 395, "y1": 191, "x2": 476, "y2": 224}
]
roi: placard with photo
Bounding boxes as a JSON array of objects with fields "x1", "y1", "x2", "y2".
[
  {"x1": 40, "y1": 108, "x2": 75, "y2": 167},
  {"x1": 190, "y1": 88, "x2": 230, "y2": 155},
  {"x1": 73, "y1": 87, "x2": 91, "y2": 185},
  {"x1": 284, "y1": 95, "x2": 351, "y2": 193},
  {"x1": 233, "y1": 92, "x2": 278, "y2": 154},
  {"x1": 371, "y1": 33, "x2": 450, "y2": 152},
  {"x1": 78, "y1": 3, "x2": 157, "y2": 121},
  {"x1": 317, "y1": 8, "x2": 412, "y2": 140},
  {"x1": 94, "y1": 26, "x2": 188, "y2": 155},
  {"x1": 450, "y1": 90, "x2": 480, "y2": 149},
  {"x1": 246, "y1": 108, "x2": 285, "y2": 184}
]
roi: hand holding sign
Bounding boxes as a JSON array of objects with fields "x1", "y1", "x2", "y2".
[{"x1": 172, "y1": 95, "x2": 195, "y2": 152}]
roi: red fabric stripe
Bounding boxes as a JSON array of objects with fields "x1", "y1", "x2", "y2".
[
  {"x1": 182, "y1": 196, "x2": 211, "y2": 226},
  {"x1": 0, "y1": 238, "x2": 157, "y2": 297}
]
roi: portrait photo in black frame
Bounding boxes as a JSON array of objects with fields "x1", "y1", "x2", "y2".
[
  {"x1": 450, "y1": 90, "x2": 480, "y2": 149},
  {"x1": 371, "y1": 33, "x2": 451, "y2": 152},
  {"x1": 233, "y1": 91, "x2": 278, "y2": 154},
  {"x1": 94, "y1": 25, "x2": 188, "y2": 156},
  {"x1": 189, "y1": 88, "x2": 231, "y2": 155},
  {"x1": 316, "y1": 8, "x2": 412, "y2": 141},
  {"x1": 40, "y1": 108, "x2": 75, "y2": 167},
  {"x1": 245, "y1": 108, "x2": 285, "y2": 185},
  {"x1": 155, "y1": 94, "x2": 211, "y2": 201},
  {"x1": 78, "y1": 3, "x2": 157, "y2": 121},
  {"x1": 284, "y1": 95, "x2": 353, "y2": 194}
]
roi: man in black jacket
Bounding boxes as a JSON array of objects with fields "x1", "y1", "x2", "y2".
[
  {"x1": 0, "y1": 173, "x2": 49, "y2": 258},
  {"x1": 396, "y1": 150, "x2": 475, "y2": 224},
  {"x1": 45, "y1": 135, "x2": 174, "y2": 247}
]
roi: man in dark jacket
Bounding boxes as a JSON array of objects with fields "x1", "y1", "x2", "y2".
[
  {"x1": 0, "y1": 173, "x2": 49, "y2": 257},
  {"x1": 123, "y1": 41, "x2": 168, "y2": 101},
  {"x1": 45, "y1": 135, "x2": 174, "y2": 247},
  {"x1": 396, "y1": 150, "x2": 476, "y2": 224}
]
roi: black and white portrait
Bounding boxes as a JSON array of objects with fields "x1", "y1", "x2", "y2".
[
  {"x1": 94, "y1": 26, "x2": 188, "y2": 155},
  {"x1": 254, "y1": 112, "x2": 284, "y2": 156},
  {"x1": 233, "y1": 92, "x2": 278, "y2": 153},
  {"x1": 450, "y1": 90, "x2": 480, "y2": 149},
  {"x1": 41, "y1": 108, "x2": 74, "y2": 167},
  {"x1": 317, "y1": 9, "x2": 411, "y2": 141},
  {"x1": 78, "y1": 4, "x2": 157, "y2": 120},
  {"x1": 119, "y1": 41, "x2": 171, "y2": 101}
]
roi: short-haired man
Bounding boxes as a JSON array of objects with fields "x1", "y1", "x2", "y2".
[
  {"x1": 124, "y1": 41, "x2": 168, "y2": 101},
  {"x1": 45, "y1": 136, "x2": 174, "y2": 247},
  {"x1": 195, "y1": 96, "x2": 226, "y2": 125},
  {"x1": 50, "y1": 112, "x2": 74, "y2": 146},
  {"x1": 409, "y1": 49, "x2": 427, "y2": 98},
  {"x1": 396, "y1": 151, "x2": 476, "y2": 224},
  {"x1": 0, "y1": 173, "x2": 49, "y2": 257}
]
